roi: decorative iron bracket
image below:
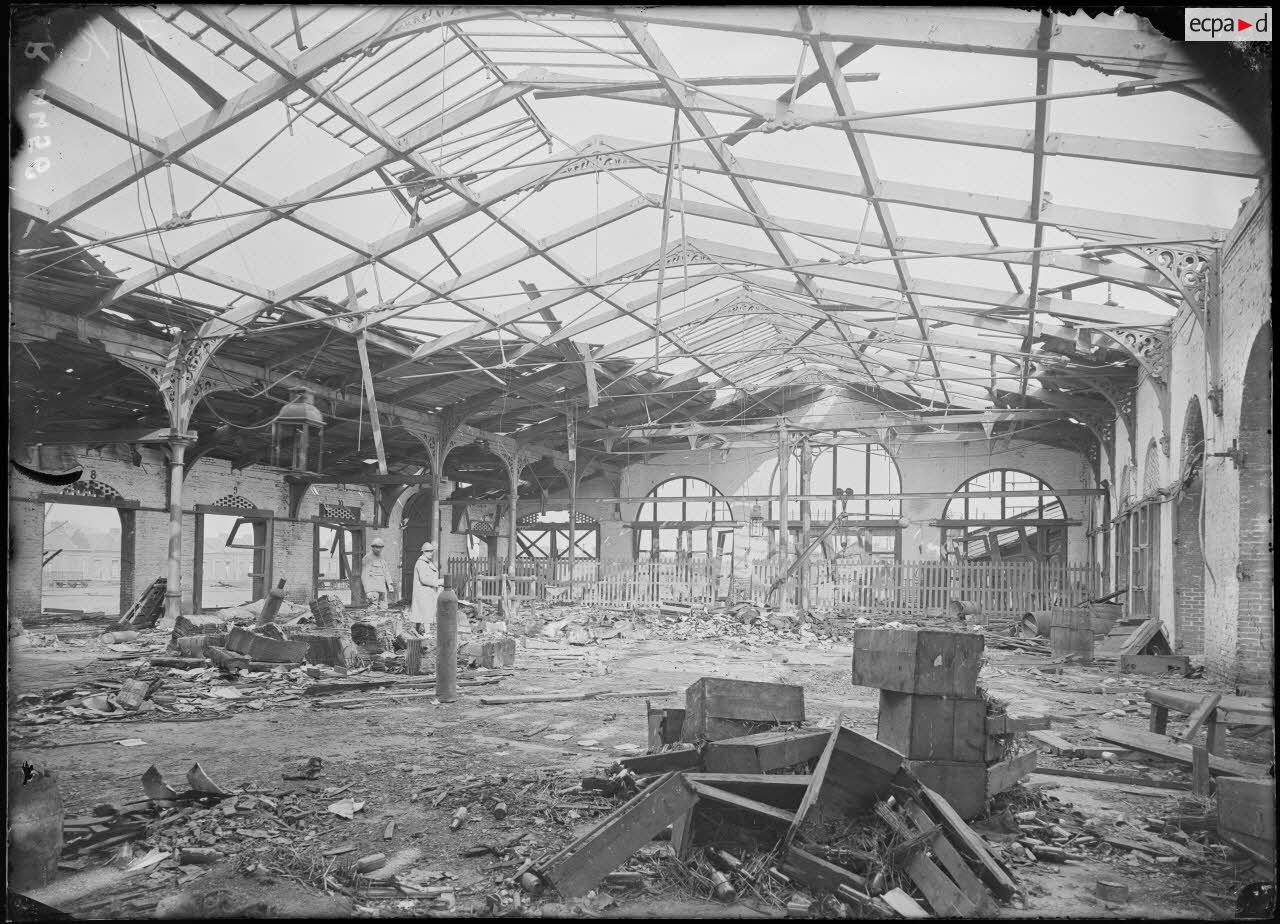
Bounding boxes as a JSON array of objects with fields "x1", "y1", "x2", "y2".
[
  {"x1": 112, "y1": 334, "x2": 234, "y2": 434},
  {"x1": 1097, "y1": 327, "x2": 1171, "y2": 386},
  {"x1": 1119, "y1": 244, "x2": 1217, "y2": 331}
]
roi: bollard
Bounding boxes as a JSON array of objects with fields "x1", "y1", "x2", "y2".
[{"x1": 435, "y1": 575, "x2": 458, "y2": 702}]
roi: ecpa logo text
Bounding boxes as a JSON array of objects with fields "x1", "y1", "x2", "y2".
[{"x1": 1185, "y1": 9, "x2": 1272, "y2": 40}]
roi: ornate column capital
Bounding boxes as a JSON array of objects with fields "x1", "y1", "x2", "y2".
[{"x1": 112, "y1": 334, "x2": 233, "y2": 433}]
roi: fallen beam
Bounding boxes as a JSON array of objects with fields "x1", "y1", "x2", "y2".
[{"x1": 536, "y1": 771, "x2": 699, "y2": 898}]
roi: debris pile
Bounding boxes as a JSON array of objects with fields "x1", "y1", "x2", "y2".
[{"x1": 513, "y1": 675, "x2": 1033, "y2": 917}]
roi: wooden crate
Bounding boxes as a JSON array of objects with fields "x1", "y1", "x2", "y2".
[
  {"x1": 877, "y1": 691, "x2": 986, "y2": 762},
  {"x1": 1049, "y1": 625, "x2": 1094, "y2": 661},
  {"x1": 904, "y1": 760, "x2": 988, "y2": 820},
  {"x1": 1217, "y1": 778, "x2": 1276, "y2": 868},
  {"x1": 906, "y1": 750, "x2": 1038, "y2": 821},
  {"x1": 788, "y1": 721, "x2": 905, "y2": 841},
  {"x1": 681, "y1": 678, "x2": 805, "y2": 743},
  {"x1": 646, "y1": 707, "x2": 686, "y2": 749},
  {"x1": 851, "y1": 628, "x2": 984, "y2": 696},
  {"x1": 703, "y1": 728, "x2": 830, "y2": 774}
]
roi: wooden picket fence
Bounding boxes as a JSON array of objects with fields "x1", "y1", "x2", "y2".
[
  {"x1": 753, "y1": 559, "x2": 1100, "y2": 618},
  {"x1": 446, "y1": 555, "x2": 1098, "y2": 617}
]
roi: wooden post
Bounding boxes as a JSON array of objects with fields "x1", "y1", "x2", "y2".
[
  {"x1": 776, "y1": 421, "x2": 789, "y2": 608},
  {"x1": 165, "y1": 438, "x2": 187, "y2": 622},
  {"x1": 1191, "y1": 745, "x2": 1211, "y2": 796},
  {"x1": 798, "y1": 436, "x2": 812, "y2": 612},
  {"x1": 355, "y1": 331, "x2": 388, "y2": 475}
]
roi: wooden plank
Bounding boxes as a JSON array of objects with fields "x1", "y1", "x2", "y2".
[
  {"x1": 1176, "y1": 693, "x2": 1224, "y2": 743},
  {"x1": 702, "y1": 728, "x2": 830, "y2": 774},
  {"x1": 354, "y1": 329, "x2": 388, "y2": 475},
  {"x1": 986, "y1": 751, "x2": 1038, "y2": 796},
  {"x1": 539, "y1": 771, "x2": 699, "y2": 897},
  {"x1": 685, "y1": 781, "x2": 796, "y2": 825},
  {"x1": 781, "y1": 845, "x2": 867, "y2": 893},
  {"x1": 1030, "y1": 767, "x2": 1192, "y2": 790},
  {"x1": 1118, "y1": 619, "x2": 1171, "y2": 656},
  {"x1": 670, "y1": 808, "x2": 696, "y2": 860},
  {"x1": 882, "y1": 888, "x2": 930, "y2": 919},
  {"x1": 616, "y1": 750, "x2": 703, "y2": 776},
  {"x1": 901, "y1": 798, "x2": 989, "y2": 910},
  {"x1": 914, "y1": 783, "x2": 1018, "y2": 898},
  {"x1": 684, "y1": 773, "x2": 812, "y2": 789},
  {"x1": 1028, "y1": 729, "x2": 1078, "y2": 756},
  {"x1": 786, "y1": 712, "x2": 843, "y2": 848},
  {"x1": 904, "y1": 845, "x2": 978, "y2": 917},
  {"x1": 1120, "y1": 654, "x2": 1190, "y2": 676},
  {"x1": 1094, "y1": 722, "x2": 1267, "y2": 778}
]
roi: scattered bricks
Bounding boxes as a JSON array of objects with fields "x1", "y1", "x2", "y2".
[
  {"x1": 877, "y1": 692, "x2": 986, "y2": 763},
  {"x1": 682, "y1": 678, "x2": 805, "y2": 743},
  {"x1": 356, "y1": 853, "x2": 387, "y2": 874},
  {"x1": 851, "y1": 628, "x2": 984, "y2": 697},
  {"x1": 310, "y1": 595, "x2": 344, "y2": 629}
]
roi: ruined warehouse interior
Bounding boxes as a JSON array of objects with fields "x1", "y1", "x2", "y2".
[{"x1": 7, "y1": 6, "x2": 1274, "y2": 920}]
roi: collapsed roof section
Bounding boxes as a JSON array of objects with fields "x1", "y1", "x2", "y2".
[{"x1": 11, "y1": 7, "x2": 1265, "y2": 473}]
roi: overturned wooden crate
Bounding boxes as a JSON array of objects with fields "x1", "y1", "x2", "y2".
[{"x1": 539, "y1": 718, "x2": 1019, "y2": 916}]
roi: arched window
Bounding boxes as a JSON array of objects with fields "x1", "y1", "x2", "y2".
[
  {"x1": 634, "y1": 477, "x2": 734, "y2": 560},
  {"x1": 942, "y1": 470, "x2": 1066, "y2": 564},
  {"x1": 769, "y1": 443, "x2": 903, "y2": 561},
  {"x1": 516, "y1": 510, "x2": 600, "y2": 561}
]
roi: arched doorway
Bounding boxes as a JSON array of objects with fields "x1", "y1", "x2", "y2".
[
  {"x1": 1174, "y1": 399, "x2": 1207, "y2": 654},
  {"x1": 1236, "y1": 324, "x2": 1272, "y2": 682},
  {"x1": 400, "y1": 489, "x2": 435, "y2": 595}
]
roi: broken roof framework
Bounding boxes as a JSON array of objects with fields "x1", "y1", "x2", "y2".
[{"x1": 11, "y1": 6, "x2": 1266, "y2": 492}]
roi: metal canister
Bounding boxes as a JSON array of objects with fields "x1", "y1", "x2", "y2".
[{"x1": 435, "y1": 576, "x2": 459, "y2": 702}]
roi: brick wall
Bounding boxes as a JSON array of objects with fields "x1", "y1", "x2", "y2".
[{"x1": 1121, "y1": 181, "x2": 1273, "y2": 682}]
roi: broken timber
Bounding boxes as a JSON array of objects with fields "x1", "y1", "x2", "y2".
[
  {"x1": 1094, "y1": 722, "x2": 1268, "y2": 777},
  {"x1": 703, "y1": 728, "x2": 830, "y2": 773},
  {"x1": 535, "y1": 771, "x2": 699, "y2": 898}
]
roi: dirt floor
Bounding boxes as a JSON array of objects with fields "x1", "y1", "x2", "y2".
[{"x1": 7, "y1": 618, "x2": 1273, "y2": 919}]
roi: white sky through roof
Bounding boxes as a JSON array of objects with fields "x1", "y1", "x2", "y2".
[{"x1": 13, "y1": 6, "x2": 1264, "y2": 412}]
